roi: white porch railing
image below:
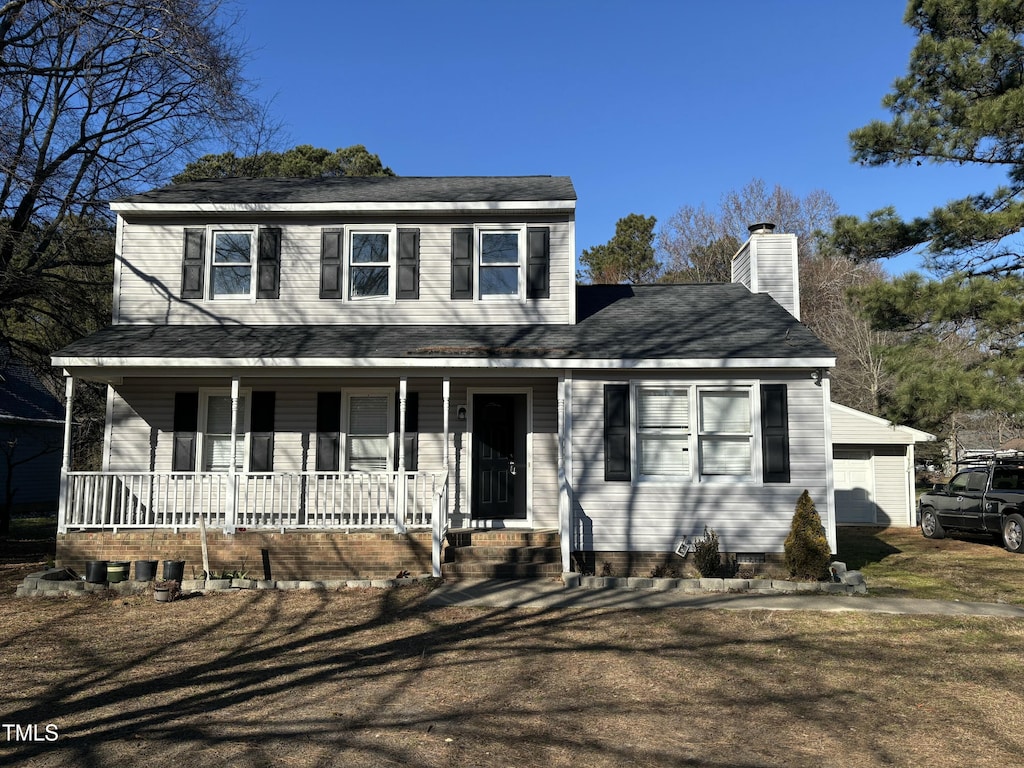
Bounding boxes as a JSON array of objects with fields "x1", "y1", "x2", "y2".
[{"x1": 59, "y1": 470, "x2": 447, "y2": 533}]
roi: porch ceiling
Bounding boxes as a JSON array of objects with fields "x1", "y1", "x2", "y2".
[{"x1": 53, "y1": 285, "x2": 835, "y2": 376}]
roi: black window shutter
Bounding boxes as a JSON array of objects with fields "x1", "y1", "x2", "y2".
[
  {"x1": 394, "y1": 391, "x2": 419, "y2": 471},
  {"x1": 181, "y1": 228, "x2": 206, "y2": 299},
  {"x1": 172, "y1": 392, "x2": 199, "y2": 471},
  {"x1": 761, "y1": 384, "x2": 791, "y2": 483},
  {"x1": 316, "y1": 392, "x2": 341, "y2": 471},
  {"x1": 320, "y1": 228, "x2": 344, "y2": 299},
  {"x1": 257, "y1": 227, "x2": 282, "y2": 299},
  {"x1": 250, "y1": 391, "x2": 276, "y2": 472},
  {"x1": 526, "y1": 226, "x2": 550, "y2": 299},
  {"x1": 451, "y1": 228, "x2": 473, "y2": 299},
  {"x1": 604, "y1": 384, "x2": 631, "y2": 481},
  {"x1": 397, "y1": 228, "x2": 420, "y2": 300}
]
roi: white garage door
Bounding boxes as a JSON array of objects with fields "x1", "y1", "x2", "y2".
[{"x1": 834, "y1": 450, "x2": 876, "y2": 524}]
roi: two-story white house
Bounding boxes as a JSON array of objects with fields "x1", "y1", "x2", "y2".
[{"x1": 52, "y1": 176, "x2": 837, "y2": 580}]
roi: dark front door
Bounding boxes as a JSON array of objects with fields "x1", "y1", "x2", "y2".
[{"x1": 471, "y1": 393, "x2": 527, "y2": 520}]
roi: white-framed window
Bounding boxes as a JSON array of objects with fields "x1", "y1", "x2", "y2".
[
  {"x1": 636, "y1": 387, "x2": 691, "y2": 478},
  {"x1": 344, "y1": 391, "x2": 393, "y2": 471},
  {"x1": 698, "y1": 390, "x2": 753, "y2": 478},
  {"x1": 631, "y1": 384, "x2": 756, "y2": 482},
  {"x1": 478, "y1": 227, "x2": 524, "y2": 299},
  {"x1": 209, "y1": 229, "x2": 255, "y2": 299},
  {"x1": 199, "y1": 391, "x2": 249, "y2": 472},
  {"x1": 348, "y1": 229, "x2": 395, "y2": 300}
]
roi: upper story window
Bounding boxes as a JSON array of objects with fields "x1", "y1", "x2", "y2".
[
  {"x1": 181, "y1": 226, "x2": 280, "y2": 302},
  {"x1": 479, "y1": 231, "x2": 522, "y2": 298},
  {"x1": 210, "y1": 231, "x2": 254, "y2": 298},
  {"x1": 349, "y1": 231, "x2": 393, "y2": 299}
]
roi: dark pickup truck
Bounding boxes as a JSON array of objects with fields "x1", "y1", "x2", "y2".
[{"x1": 918, "y1": 461, "x2": 1024, "y2": 553}]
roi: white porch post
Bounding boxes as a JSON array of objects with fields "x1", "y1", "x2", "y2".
[
  {"x1": 433, "y1": 377, "x2": 451, "y2": 577},
  {"x1": 442, "y1": 377, "x2": 450, "y2": 469},
  {"x1": 57, "y1": 373, "x2": 76, "y2": 534},
  {"x1": 395, "y1": 377, "x2": 408, "y2": 534},
  {"x1": 227, "y1": 376, "x2": 240, "y2": 532},
  {"x1": 558, "y1": 372, "x2": 573, "y2": 573}
]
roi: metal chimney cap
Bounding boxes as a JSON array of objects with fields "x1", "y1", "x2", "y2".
[{"x1": 747, "y1": 222, "x2": 776, "y2": 234}]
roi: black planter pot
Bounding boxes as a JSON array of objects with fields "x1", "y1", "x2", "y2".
[
  {"x1": 85, "y1": 560, "x2": 108, "y2": 584},
  {"x1": 134, "y1": 560, "x2": 158, "y2": 581},
  {"x1": 162, "y1": 560, "x2": 185, "y2": 582}
]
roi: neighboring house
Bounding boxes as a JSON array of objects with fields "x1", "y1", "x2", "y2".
[
  {"x1": 1, "y1": 350, "x2": 64, "y2": 518},
  {"x1": 831, "y1": 403, "x2": 934, "y2": 527},
  {"x1": 51, "y1": 177, "x2": 837, "y2": 579}
]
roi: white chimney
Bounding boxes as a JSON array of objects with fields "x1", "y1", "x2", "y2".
[{"x1": 731, "y1": 223, "x2": 800, "y2": 320}]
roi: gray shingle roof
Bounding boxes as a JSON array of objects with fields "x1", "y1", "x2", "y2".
[
  {"x1": 54, "y1": 285, "x2": 833, "y2": 365},
  {"x1": 116, "y1": 176, "x2": 576, "y2": 205},
  {"x1": 1, "y1": 351, "x2": 64, "y2": 422}
]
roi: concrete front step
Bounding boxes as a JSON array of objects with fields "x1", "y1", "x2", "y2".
[
  {"x1": 445, "y1": 545, "x2": 560, "y2": 565},
  {"x1": 440, "y1": 561, "x2": 564, "y2": 579},
  {"x1": 445, "y1": 528, "x2": 560, "y2": 549}
]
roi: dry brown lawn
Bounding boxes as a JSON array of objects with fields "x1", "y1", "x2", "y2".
[{"x1": 2, "y1": 559, "x2": 1024, "y2": 768}]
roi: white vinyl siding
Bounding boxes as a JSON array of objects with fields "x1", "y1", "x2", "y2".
[
  {"x1": 573, "y1": 373, "x2": 833, "y2": 554},
  {"x1": 115, "y1": 218, "x2": 573, "y2": 325},
  {"x1": 102, "y1": 375, "x2": 562, "y2": 531}
]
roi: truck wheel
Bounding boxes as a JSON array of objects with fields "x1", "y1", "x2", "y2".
[
  {"x1": 921, "y1": 508, "x2": 944, "y2": 539},
  {"x1": 1003, "y1": 514, "x2": 1024, "y2": 553}
]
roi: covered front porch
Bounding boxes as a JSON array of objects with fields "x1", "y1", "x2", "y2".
[{"x1": 54, "y1": 369, "x2": 573, "y2": 577}]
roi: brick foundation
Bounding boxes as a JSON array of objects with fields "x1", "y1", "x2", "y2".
[
  {"x1": 56, "y1": 529, "x2": 436, "y2": 580},
  {"x1": 574, "y1": 550, "x2": 789, "y2": 579}
]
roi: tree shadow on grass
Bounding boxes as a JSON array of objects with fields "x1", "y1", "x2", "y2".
[{"x1": 1, "y1": 582, "x2": 1022, "y2": 768}]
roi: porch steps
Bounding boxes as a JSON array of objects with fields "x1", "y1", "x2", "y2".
[{"x1": 441, "y1": 529, "x2": 562, "y2": 580}]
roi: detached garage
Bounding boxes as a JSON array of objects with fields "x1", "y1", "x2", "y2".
[{"x1": 831, "y1": 403, "x2": 934, "y2": 527}]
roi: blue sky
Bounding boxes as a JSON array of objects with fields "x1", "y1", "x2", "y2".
[{"x1": 234, "y1": 0, "x2": 1005, "y2": 276}]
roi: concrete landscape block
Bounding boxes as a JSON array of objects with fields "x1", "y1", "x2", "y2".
[
  {"x1": 256, "y1": 580, "x2": 277, "y2": 590},
  {"x1": 841, "y1": 570, "x2": 866, "y2": 586},
  {"x1": 723, "y1": 579, "x2": 750, "y2": 591},
  {"x1": 370, "y1": 579, "x2": 395, "y2": 589},
  {"x1": 276, "y1": 580, "x2": 300, "y2": 590},
  {"x1": 699, "y1": 578, "x2": 725, "y2": 592},
  {"x1": 771, "y1": 580, "x2": 798, "y2": 592},
  {"x1": 180, "y1": 579, "x2": 205, "y2": 592},
  {"x1": 651, "y1": 578, "x2": 678, "y2": 590},
  {"x1": 231, "y1": 578, "x2": 256, "y2": 589},
  {"x1": 346, "y1": 579, "x2": 371, "y2": 589},
  {"x1": 562, "y1": 572, "x2": 581, "y2": 588},
  {"x1": 627, "y1": 577, "x2": 654, "y2": 589},
  {"x1": 204, "y1": 579, "x2": 232, "y2": 590},
  {"x1": 322, "y1": 579, "x2": 346, "y2": 590},
  {"x1": 677, "y1": 579, "x2": 702, "y2": 592},
  {"x1": 298, "y1": 580, "x2": 326, "y2": 590},
  {"x1": 22, "y1": 578, "x2": 39, "y2": 590}
]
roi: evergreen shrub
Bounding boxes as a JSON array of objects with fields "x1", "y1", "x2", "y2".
[{"x1": 784, "y1": 490, "x2": 831, "y2": 580}]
